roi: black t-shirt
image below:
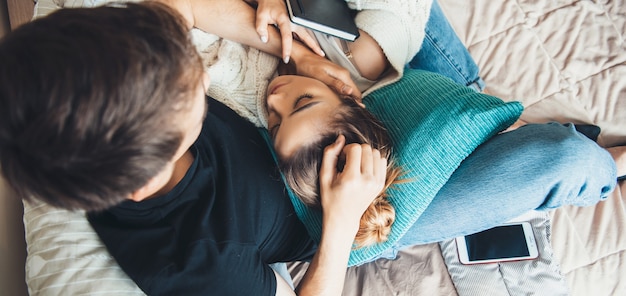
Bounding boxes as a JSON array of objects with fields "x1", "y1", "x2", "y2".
[{"x1": 88, "y1": 98, "x2": 317, "y2": 295}]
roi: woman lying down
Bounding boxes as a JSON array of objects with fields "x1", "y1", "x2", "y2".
[
  {"x1": 241, "y1": 1, "x2": 625, "y2": 260},
  {"x1": 168, "y1": 0, "x2": 625, "y2": 264}
]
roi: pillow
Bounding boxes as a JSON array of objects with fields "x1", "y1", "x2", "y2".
[
  {"x1": 286, "y1": 69, "x2": 524, "y2": 266},
  {"x1": 23, "y1": 199, "x2": 145, "y2": 295}
]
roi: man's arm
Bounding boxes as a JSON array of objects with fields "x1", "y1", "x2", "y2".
[
  {"x1": 159, "y1": 0, "x2": 320, "y2": 63},
  {"x1": 294, "y1": 211, "x2": 359, "y2": 295},
  {"x1": 159, "y1": 0, "x2": 285, "y2": 58},
  {"x1": 273, "y1": 218, "x2": 356, "y2": 296},
  {"x1": 157, "y1": 0, "x2": 359, "y2": 97}
]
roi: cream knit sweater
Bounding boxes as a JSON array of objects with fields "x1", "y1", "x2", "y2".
[{"x1": 193, "y1": 0, "x2": 433, "y2": 128}]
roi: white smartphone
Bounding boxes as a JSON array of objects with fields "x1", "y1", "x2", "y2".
[{"x1": 455, "y1": 222, "x2": 539, "y2": 265}]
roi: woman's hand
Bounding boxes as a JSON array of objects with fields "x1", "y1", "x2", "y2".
[
  {"x1": 290, "y1": 43, "x2": 363, "y2": 99},
  {"x1": 319, "y1": 135, "x2": 387, "y2": 231},
  {"x1": 251, "y1": 0, "x2": 324, "y2": 62},
  {"x1": 251, "y1": 0, "x2": 362, "y2": 98}
]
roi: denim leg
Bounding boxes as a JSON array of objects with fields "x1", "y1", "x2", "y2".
[
  {"x1": 388, "y1": 123, "x2": 617, "y2": 253},
  {"x1": 408, "y1": 0, "x2": 485, "y2": 91}
]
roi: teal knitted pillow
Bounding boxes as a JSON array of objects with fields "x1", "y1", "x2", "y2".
[{"x1": 277, "y1": 69, "x2": 524, "y2": 266}]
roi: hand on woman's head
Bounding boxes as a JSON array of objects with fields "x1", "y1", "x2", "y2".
[
  {"x1": 289, "y1": 43, "x2": 362, "y2": 99},
  {"x1": 275, "y1": 92, "x2": 400, "y2": 247},
  {"x1": 319, "y1": 135, "x2": 387, "y2": 227}
]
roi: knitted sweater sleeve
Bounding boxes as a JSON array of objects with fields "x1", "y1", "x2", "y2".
[
  {"x1": 190, "y1": 29, "x2": 277, "y2": 128},
  {"x1": 347, "y1": 0, "x2": 433, "y2": 95}
]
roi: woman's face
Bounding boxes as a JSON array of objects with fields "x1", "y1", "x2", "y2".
[{"x1": 266, "y1": 75, "x2": 343, "y2": 159}]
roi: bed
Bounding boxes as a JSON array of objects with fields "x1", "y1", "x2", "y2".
[{"x1": 1, "y1": 0, "x2": 624, "y2": 295}]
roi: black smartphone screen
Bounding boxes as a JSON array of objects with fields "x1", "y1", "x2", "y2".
[{"x1": 465, "y1": 224, "x2": 530, "y2": 261}]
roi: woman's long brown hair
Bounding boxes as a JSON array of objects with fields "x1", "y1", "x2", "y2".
[{"x1": 280, "y1": 98, "x2": 403, "y2": 248}]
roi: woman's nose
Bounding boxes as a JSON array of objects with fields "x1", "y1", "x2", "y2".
[{"x1": 266, "y1": 93, "x2": 287, "y2": 115}]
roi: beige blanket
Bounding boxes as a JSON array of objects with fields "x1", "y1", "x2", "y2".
[{"x1": 445, "y1": 1, "x2": 625, "y2": 294}]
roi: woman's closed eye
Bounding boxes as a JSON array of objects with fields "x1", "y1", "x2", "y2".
[
  {"x1": 270, "y1": 93, "x2": 317, "y2": 139},
  {"x1": 292, "y1": 93, "x2": 315, "y2": 112},
  {"x1": 291, "y1": 94, "x2": 322, "y2": 117}
]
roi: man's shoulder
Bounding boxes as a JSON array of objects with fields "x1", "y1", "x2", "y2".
[{"x1": 197, "y1": 97, "x2": 272, "y2": 167}]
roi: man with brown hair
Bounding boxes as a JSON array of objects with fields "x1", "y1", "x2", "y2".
[{"x1": 0, "y1": 1, "x2": 385, "y2": 295}]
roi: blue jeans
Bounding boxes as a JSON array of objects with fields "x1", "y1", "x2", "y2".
[
  {"x1": 408, "y1": 0, "x2": 485, "y2": 92},
  {"x1": 370, "y1": 2, "x2": 617, "y2": 261},
  {"x1": 374, "y1": 123, "x2": 617, "y2": 260}
]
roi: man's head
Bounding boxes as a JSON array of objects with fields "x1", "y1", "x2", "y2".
[{"x1": 0, "y1": 1, "x2": 205, "y2": 211}]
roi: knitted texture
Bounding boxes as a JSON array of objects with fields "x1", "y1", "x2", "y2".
[{"x1": 284, "y1": 69, "x2": 524, "y2": 266}]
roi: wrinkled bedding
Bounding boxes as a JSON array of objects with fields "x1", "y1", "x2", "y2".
[
  {"x1": 444, "y1": 1, "x2": 626, "y2": 294},
  {"x1": 316, "y1": 0, "x2": 626, "y2": 294},
  {"x1": 20, "y1": 0, "x2": 626, "y2": 295}
]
